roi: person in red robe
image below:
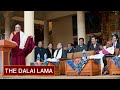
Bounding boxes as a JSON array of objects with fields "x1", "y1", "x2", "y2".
[{"x1": 9, "y1": 24, "x2": 35, "y2": 65}]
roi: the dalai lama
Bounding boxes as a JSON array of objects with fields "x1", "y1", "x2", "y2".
[{"x1": 9, "y1": 24, "x2": 35, "y2": 65}]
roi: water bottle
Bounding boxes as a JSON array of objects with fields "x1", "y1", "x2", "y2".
[
  {"x1": 82, "y1": 49, "x2": 87, "y2": 62},
  {"x1": 36, "y1": 54, "x2": 40, "y2": 61},
  {"x1": 44, "y1": 53, "x2": 47, "y2": 62}
]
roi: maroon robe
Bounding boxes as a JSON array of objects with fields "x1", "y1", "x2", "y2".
[{"x1": 11, "y1": 32, "x2": 35, "y2": 65}]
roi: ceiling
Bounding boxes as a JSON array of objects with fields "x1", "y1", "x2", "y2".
[{"x1": 1, "y1": 11, "x2": 116, "y2": 21}]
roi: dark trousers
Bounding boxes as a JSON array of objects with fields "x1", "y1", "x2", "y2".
[{"x1": 103, "y1": 56, "x2": 107, "y2": 67}]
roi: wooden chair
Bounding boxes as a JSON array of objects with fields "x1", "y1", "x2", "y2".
[
  {"x1": 65, "y1": 52, "x2": 82, "y2": 76},
  {"x1": 106, "y1": 48, "x2": 119, "y2": 63},
  {"x1": 48, "y1": 62, "x2": 61, "y2": 76},
  {"x1": 47, "y1": 53, "x2": 73, "y2": 76},
  {"x1": 59, "y1": 53, "x2": 73, "y2": 75},
  {"x1": 65, "y1": 51, "x2": 101, "y2": 76},
  {"x1": 67, "y1": 53, "x2": 73, "y2": 59},
  {"x1": 108, "y1": 60, "x2": 120, "y2": 75},
  {"x1": 48, "y1": 58, "x2": 68, "y2": 76},
  {"x1": 59, "y1": 58, "x2": 67, "y2": 75},
  {"x1": 108, "y1": 48, "x2": 120, "y2": 75},
  {"x1": 73, "y1": 52, "x2": 82, "y2": 59}
]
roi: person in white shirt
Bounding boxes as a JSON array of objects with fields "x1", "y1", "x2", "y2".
[{"x1": 87, "y1": 40, "x2": 115, "y2": 75}]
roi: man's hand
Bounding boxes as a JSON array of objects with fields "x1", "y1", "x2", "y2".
[
  {"x1": 10, "y1": 40, "x2": 18, "y2": 46},
  {"x1": 13, "y1": 41, "x2": 18, "y2": 46},
  {"x1": 14, "y1": 42, "x2": 18, "y2": 46}
]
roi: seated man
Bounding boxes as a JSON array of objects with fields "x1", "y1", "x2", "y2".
[
  {"x1": 112, "y1": 34, "x2": 120, "y2": 48},
  {"x1": 87, "y1": 40, "x2": 115, "y2": 75},
  {"x1": 88, "y1": 35, "x2": 102, "y2": 52},
  {"x1": 67, "y1": 43, "x2": 75, "y2": 53},
  {"x1": 47, "y1": 43, "x2": 67, "y2": 62},
  {"x1": 75, "y1": 38, "x2": 87, "y2": 52},
  {"x1": 37, "y1": 43, "x2": 67, "y2": 66},
  {"x1": 35, "y1": 41, "x2": 47, "y2": 62}
]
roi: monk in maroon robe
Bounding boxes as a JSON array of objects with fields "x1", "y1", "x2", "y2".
[{"x1": 9, "y1": 24, "x2": 35, "y2": 65}]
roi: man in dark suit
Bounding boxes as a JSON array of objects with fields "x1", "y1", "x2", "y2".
[
  {"x1": 75, "y1": 38, "x2": 87, "y2": 52},
  {"x1": 35, "y1": 41, "x2": 47, "y2": 62},
  {"x1": 67, "y1": 43, "x2": 75, "y2": 53},
  {"x1": 112, "y1": 34, "x2": 120, "y2": 49},
  {"x1": 88, "y1": 35, "x2": 102, "y2": 52}
]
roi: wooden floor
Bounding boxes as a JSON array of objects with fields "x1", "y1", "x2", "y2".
[{"x1": 1, "y1": 75, "x2": 120, "y2": 79}]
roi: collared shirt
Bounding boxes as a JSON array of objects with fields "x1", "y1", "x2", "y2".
[
  {"x1": 80, "y1": 45, "x2": 83, "y2": 47},
  {"x1": 93, "y1": 43, "x2": 97, "y2": 48},
  {"x1": 113, "y1": 41, "x2": 117, "y2": 48}
]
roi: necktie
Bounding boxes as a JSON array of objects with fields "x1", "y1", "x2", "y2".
[
  {"x1": 113, "y1": 43, "x2": 116, "y2": 48},
  {"x1": 94, "y1": 44, "x2": 96, "y2": 48}
]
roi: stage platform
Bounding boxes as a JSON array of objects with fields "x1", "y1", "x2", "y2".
[{"x1": 0, "y1": 75, "x2": 120, "y2": 79}]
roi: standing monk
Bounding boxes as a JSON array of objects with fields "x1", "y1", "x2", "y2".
[{"x1": 9, "y1": 24, "x2": 35, "y2": 65}]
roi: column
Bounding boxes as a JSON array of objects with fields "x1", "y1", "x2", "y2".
[
  {"x1": 3, "y1": 12, "x2": 11, "y2": 40},
  {"x1": 24, "y1": 11, "x2": 34, "y2": 66},
  {"x1": 115, "y1": 12, "x2": 119, "y2": 32},
  {"x1": 44, "y1": 20, "x2": 49, "y2": 48},
  {"x1": 77, "y1": 11, "x2": 86, "y2": 44}
]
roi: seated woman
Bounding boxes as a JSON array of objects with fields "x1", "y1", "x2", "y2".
[{"x1": 46, "y1": 43, "x2": 55, "y2": 59}]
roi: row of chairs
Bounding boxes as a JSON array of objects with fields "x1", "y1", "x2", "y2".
[{"x1": 48, "y1": 49, "x2": 120, "y2": 76}]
